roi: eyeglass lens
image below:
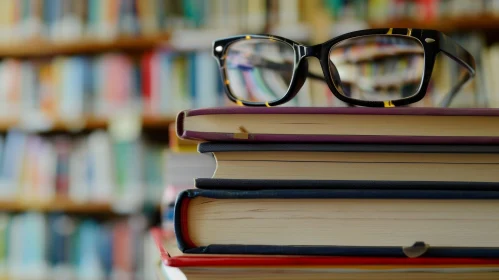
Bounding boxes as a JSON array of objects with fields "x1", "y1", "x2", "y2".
[
  {"x1": 328, "y1": 35, "x2": 425, "y2": 102},
  {"x1": 225, "y1": 39, "x2": 295, "y2": 103}
]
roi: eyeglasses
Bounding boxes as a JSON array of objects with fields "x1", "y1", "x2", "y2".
[{"x1": 212, "y1": 28, "x2": 476, "y2": 108}]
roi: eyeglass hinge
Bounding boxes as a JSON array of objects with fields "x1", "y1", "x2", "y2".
[{"x1": 296, "y1": 45, "x2": 307, "y2": 58}]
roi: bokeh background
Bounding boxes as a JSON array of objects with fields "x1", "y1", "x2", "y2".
[{"x1": 0, "y1": 0, "x2": 495, "y2": 279}]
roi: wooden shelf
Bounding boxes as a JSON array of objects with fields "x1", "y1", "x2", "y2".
[
  {"x1": 140, "y1": 115, "x2": 179, "y2": 128},
  {"x1": 369, "y1": 15, "x2": 499, "y2": 32},
  {"x1": 0, "y1": 197, "x2": 113, "y2": 213},
  {"x1": 54, "y1": 115, "x2": 177, "y2": 130},
  {"x1": 0, "y1": 33, "x2": 170, "y2": 58},
  {"x1": 0, "y1": 115, "x2": 176, "y2": 132}
]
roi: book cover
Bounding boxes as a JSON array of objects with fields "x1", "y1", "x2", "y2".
[
  {"x1": 176, "y1": 107, "x2": 499, "y2": 144},
  {"x1": 151, "y1": 228, "x2": 499, "y2": 267},
  {"x1": 174, "y1": 189, "x2": 499, "y2": 258}
]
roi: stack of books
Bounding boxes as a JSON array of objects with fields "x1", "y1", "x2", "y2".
[{"x1": 153, "y1": 106, "x2": 499, "y2": 279}]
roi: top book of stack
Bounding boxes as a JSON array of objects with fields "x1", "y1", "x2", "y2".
[{"x1": 176, "y1": 107, "x2": 499, "y2": 144}]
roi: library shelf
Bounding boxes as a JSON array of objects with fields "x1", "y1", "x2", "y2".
[
  {"x1": 369, "y1": 15, "x2": 499, "y2": 32},
  {"x1": 140, "y1": 115, "x2": 179, "y2": 128},
  {"x1": 0, "y1": 197, "x2": 113, "y2": 213},
  {"x1": 0, "y1": 115, "x2": 176, "y2": 132},
  {"x1": 0, "y1": 33, "x2": 171, "y2": 58}
]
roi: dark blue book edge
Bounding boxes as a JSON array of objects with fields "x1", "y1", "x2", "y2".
[{"x1": 174, "y1": 189, "x2": 499, "y2": 258}]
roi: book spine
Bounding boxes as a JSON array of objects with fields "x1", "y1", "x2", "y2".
[{"x1": 173, "y1": 190, "x2": 194, "y2": 252}]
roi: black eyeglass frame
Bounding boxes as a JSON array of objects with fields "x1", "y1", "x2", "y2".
[{"x1": 212, "y1": 28, "x2": 476, "y2": 108}]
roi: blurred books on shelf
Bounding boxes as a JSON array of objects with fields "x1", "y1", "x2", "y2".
[
  {"x1": 0, "y1": 129, "x2": 168, "y2": 213},
  {"x1": 0, "y1": 212, "x2": 148, "y2": 280},
  {"x1": 0, "y1": 0, "x2": 310, "y2": 55},
  {"x1": 0, "y1": 49, "x2": 225, "y2": 132},
  {"x1": 321, "y1": 0, "x2": 499, "y2": 30}
]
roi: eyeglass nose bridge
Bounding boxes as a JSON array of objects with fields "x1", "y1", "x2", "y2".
[{"x1": 297, "y1": 44, "x2": 323, "y2": 60}]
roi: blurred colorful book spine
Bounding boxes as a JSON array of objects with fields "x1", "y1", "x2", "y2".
[{"x1": 0, "y1": 212, "x2": 147, "y2": 280}]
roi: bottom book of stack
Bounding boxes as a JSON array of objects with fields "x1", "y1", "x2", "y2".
[{"x1": 150, "y1": 228, "x2": 499, "y2": 280}]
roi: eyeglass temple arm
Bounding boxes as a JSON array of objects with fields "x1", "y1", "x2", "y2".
[{"x1": 437, "y1": 33, "x2": 476, "y2": 107}]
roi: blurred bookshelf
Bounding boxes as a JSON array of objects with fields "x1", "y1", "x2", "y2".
[
  {"x1": 0, "y1": 0, "x2": 498, "y2": 279},
  {"x1": 0, "y1": 197, "x2": 113, "y2": 213},
  {"x1": 369, "y1": 15, "x2": 499, "y2": 32},
  {"x1": 0, "y1": 34, "x2": 171, "y2": 58},
  {"x1": 0, "y1": 115, "x2": 176, "y2": 132}
]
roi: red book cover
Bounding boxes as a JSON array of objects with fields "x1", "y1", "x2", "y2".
[
  {"x1": 141, "y1": 52, "x2": 153, "y2": 113},
  {"x1": 113, "y1": 221, "x2": 133, "y2": 276},
  {"x1": 417, "y1": 0, "x2": 437, "y2": 21},
  {"x1": 151, "y1": 228, "x2": 499, "y2": 268}
]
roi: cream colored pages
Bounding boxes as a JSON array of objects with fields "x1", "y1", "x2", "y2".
[
  {"x1": 187, "y1": 198, "x2": 499, "y2": 247},
  {"x1": 184, "y1": 114, "x2": 499, "y2": 137}
]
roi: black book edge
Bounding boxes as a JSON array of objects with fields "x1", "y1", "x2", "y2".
[
  {"x1": 183, "y1": 244, "x2": 499, "y2": 258},
  {"x1": 198, "y1": 142, "x2": 499, "y2": 154},
  {"x1": 195, "y1": 178, "x2": 499, "y2": 190}
]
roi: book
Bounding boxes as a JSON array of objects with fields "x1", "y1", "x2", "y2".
[
  {"x1": 48, "y1": 214, "x2": 76, "y2": 279},
  {"x1": 151, "y1": 228, "x2": 499, "y2": 280},
  {"x1": 176, "y1": 107, "x2": 499, "y2": 144},
  {"x1": 195, "y1": 142, "x2": 499, "y2": 185},
  {"x1": 174, "y1": 189, "x2": 499, "y2": 257}
]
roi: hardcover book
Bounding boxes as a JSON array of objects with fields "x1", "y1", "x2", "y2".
[
  {"x1": 176, "y1": 107, "x2": 499, "y2": 144},
  {"x1": 195, "y1": 142, "x2": 499, "y2": 186},
  {"x1": 151, "y1": 228, "x2": 499, "y2": 280},
  {"x1": 174, "y1": 189, "x2": 499, "y2": 258}
]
